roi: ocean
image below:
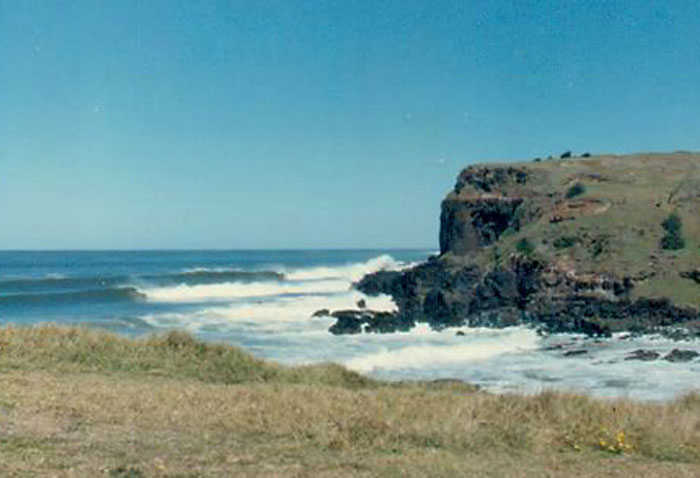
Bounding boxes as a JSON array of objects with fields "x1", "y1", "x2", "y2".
[{"x1": 1, "y1": 249, "x2": 698, "y2": 401}]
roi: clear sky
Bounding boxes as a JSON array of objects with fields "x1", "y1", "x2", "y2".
[{"x1": 2, "y1": 1, "x2": 699, "y2": 249}]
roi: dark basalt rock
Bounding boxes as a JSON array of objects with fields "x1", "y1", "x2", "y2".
[
  {"x1": 328, "y1": 311, "x2": 363, "y2": 334},
  {"x1": 625, "y1": 349, "x2": 660, "y2": 361},
  {"x1": 355, "y1": 270, "x2": 403, "y2": 296},
  {"x1": 355, "y1": 252, "x2": 700, "y2": 337},
  {"x1": 663, "y1": 349, "x2": 699, "y2": 363},
  {"x1": 563, "y1": 349, "x2": 588, "y2": 357},
  {"x1": 659, "y1": 327, "x2": 700, "y2": 341},
  {"x1": 454, "y1": 166, "x2": 528, "y2": 195},
  {"x1": 311, "y1": 309, "x2": 330, "y2": 318},
  {"x1": 328, "y1": 309, "x2": 414, "y2": 335},
  {"x1": 680, "y1": 269, "x2": 700, "y2": 284},
  {"x1": 440, "y1": 197, "x2": 525, "y2": 255}
]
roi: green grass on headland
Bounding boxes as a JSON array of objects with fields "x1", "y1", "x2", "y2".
[
  {"x1": 0, "y1": 325, "x2": 699, "y2": 477},
  {"x1": 458, "y1": 152, "x2": 700, "y2": 308}
]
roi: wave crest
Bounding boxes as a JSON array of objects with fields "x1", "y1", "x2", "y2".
[{"x1": 285, "y1": 254, "x2": 406, "y2": 282}]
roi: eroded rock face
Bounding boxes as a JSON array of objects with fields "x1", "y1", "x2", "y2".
[
  {"x1": 439, "y1": 165, "x2": 539, "y2": 255},
  {"x1": 440, "y1": 197, "x2": 524, "y2": 254}
]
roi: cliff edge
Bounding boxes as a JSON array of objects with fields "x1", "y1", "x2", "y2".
[{"x1": 349, "y1": 152, "x2": 700, "y2": 337}]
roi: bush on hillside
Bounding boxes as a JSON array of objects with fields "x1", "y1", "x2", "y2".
[
  {"x1": 662, "y1": 213, "x2": 682, "y2": 234},
  {"x1": 661, "y1": 213, "x2": 685, "y2": 250},
  {"x1": 661, "y1": 212, "x2": 685, "y2": 251},
  {"x1": 553, "y1": 236, "x2": 579, "y2": 249},
  {"x1": 516, "y1": 238, "x2": 535, "y2": 256},
  {"x1": 566, "y1": 182, "x2": 586, "y2": 199}
]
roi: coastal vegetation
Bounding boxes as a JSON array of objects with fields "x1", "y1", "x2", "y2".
[
  {"x1": 0, "y1": 325, "x2": 699, "y2": 476},
  {"x1": 661, "y1": 212, "x2": 686, "y2": 250},
  {"x1": 515, "y1": 237, "x2": 535, "y2": 256},
  {"x1": 565, "y1": 181, "x2": 586, "y2": 198},
  {"x1": 553, "y1": 235, "x2": 580, "y2": 249}
]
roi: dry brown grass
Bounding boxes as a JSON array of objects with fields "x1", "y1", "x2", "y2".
[{"x1": 1, "y1": 325, "x2": 699, "y2": 476}]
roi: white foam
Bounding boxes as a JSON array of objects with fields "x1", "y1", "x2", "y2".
[
  {"x1": 140, "y1": 290, "x2": 397, "y2": 332},
  {"x1": 142, "y1": 279, "x2": 349, "y2": 303},
  {"x1": 45, "y1": 273, "x2": 67, "y2": 279},
  {"x1": 344, "y1": 327, "x2": 540, "y2": 374}
]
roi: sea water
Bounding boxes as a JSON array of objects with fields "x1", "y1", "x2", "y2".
[{"x1": 1, "y1": 249, "x2": 698, "y2": 401}]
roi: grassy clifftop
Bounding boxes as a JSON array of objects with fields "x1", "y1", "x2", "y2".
[
  {"x1": 1, "y1": 325, "x2": 700, "y2": 476},
  {"x1": 448, "y1": 152, "x2": 700, "y2": 307}
]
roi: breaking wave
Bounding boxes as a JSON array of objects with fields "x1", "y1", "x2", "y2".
[
  {"x1": 284, "y1": 254, "x2": 408, "y2": 281},
  {"x1": 141, "y1": 255, "x2": 406, "y2": 303},
  {"x1": 141, "y1": 279, "x2": 348, "y2": 303}
]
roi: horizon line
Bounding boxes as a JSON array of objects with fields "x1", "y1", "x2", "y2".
[{"x1": 0, "y1": 247, "x2": 437, "y2": 252}]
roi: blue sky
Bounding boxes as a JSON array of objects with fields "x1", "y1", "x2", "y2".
[{"x1": 2, "y1": 1, "x2": 699, "y2": 249}]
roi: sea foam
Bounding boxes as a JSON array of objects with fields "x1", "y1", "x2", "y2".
[
  {"x1": 344, "y1": 326, "x2": 540, "y2": 374},
  {"x1": 142, "y1": 279, "x2": 348, "y2": 303}
]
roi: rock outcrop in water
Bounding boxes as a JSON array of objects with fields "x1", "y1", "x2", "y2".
[{"x1": 330, "y1": 152, "x2": 700, "y2": 336}]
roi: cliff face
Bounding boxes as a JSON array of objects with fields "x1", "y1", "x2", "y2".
[
  {"x1": 348, "y1": 153, "x2": 700, "y2": 337},
  {"x1": 439, "y1": 166, "x2": 538, "y2": 254}
]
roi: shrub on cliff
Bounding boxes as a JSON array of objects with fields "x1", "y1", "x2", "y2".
[
  {"x1": 553, "y1": 236, "x2": 579, "y2": 249},
  {"x1": 662, "y1": 213, "x2": 682, "y2": 234},
  {"x1": 588, "y1": 235, "x2": 611, "y2": 258},
  {"x1": 661, "y1": 213, "x2": 685, "y2": 250},
  {"x1": 516, "y1": 238, "x2": 535, "y2": 256},
  {"x1": 566, "y1": 182, "x2": 586, "y2": 198}
]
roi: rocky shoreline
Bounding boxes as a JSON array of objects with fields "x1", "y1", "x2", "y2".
[{"x1": 345, "y1": 254, "x2": 700, "y2": 339}]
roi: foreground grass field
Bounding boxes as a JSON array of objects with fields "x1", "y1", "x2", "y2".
[{"x1": 0, "y1": 326, "x2": 699, "y2": 476}]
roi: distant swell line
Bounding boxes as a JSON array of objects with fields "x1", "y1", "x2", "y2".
[
  {"x1": 0, "y1": 277, "x2": 131, "y2": 296},
  {"x1": 0, "y1": 270, "x2": 285, "y2": 293},
  {"x1": 0, "y1": 287, "x2": 146, "y2": 306},
  {"x1": 154, "y1": 270, "x2": 284, "y2": 284}
]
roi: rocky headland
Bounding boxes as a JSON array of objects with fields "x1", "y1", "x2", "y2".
[{"x1": 326, "y1": 152, "x2": 700, "y2": 338}]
